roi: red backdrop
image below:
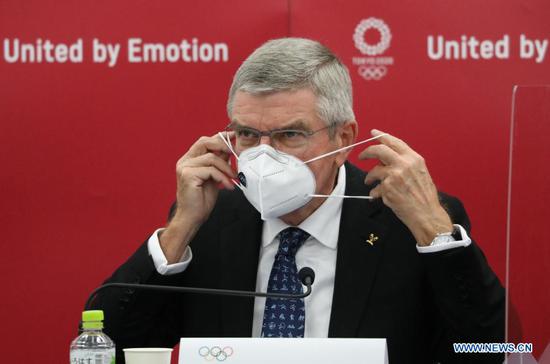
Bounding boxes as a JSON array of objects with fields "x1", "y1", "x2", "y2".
[{"x1": 0, "y1": 0, "x2": 549, "y2": 362}]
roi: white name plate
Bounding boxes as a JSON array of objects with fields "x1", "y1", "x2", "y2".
[{"x1": 179, "y1": 337, "x2": 388, "y2": 364}]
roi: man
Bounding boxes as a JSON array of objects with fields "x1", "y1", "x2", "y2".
[{"x1": 94, "y1": 38, "x2": 504, "y2": 363}]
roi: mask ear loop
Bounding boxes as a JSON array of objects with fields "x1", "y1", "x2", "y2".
[
  {"x1": 304, "y1": 133, "x2": 387, "y2": 164},
  {"x1": 218, "y1": 131, "x2": 239, "y2": 160},
  {"x1": 217, "y1": 132, "x2": 244, "y2": 191},
  {"x1": 309, "y1": 194, "x2": 375, "y2": 200},
  {"x1": 304, "y1": 133, "x2": 388, "y2": 200}
]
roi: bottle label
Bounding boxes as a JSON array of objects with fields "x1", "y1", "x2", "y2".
[{"x1": 70, "y1": 349, "x2": 115, "y2": 364}]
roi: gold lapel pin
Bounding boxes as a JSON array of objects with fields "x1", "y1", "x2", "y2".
[{"x1": 366, "y1": 233, "x2": 379, "y2": 246}]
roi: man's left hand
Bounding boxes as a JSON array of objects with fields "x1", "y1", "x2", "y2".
[{"x1": 359, "y1": 129, "x2": 453, "y2": 246}]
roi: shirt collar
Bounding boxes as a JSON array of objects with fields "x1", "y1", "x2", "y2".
[{"x1": 262, "y1": 164, "x2": 346, "y2": 250}]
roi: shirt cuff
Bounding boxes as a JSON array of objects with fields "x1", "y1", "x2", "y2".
[
  {"x1": 416, "y1": 224, "x2": 472, "y2": 253},
  {"x1": 147, "y1": 228, "x2": 193, "y2": 275}
]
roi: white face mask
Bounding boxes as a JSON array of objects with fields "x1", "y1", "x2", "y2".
[{"x1": 218, "y1": 131, "x2": 387, "y2": 220}]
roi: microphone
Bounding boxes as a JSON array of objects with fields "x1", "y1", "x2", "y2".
[
  {"x1": 298, "y1": 266, "x2": 315, "y2": 286},
  {"x1": 84, "y1": 267, "x2": 316, "y2": 311}
]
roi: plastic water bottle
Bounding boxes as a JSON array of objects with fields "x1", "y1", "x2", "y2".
[{"x1": 70, "y1": 310, "x2": 116, "y2": 364}]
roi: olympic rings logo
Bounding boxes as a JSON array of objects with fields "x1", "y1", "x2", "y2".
[
  {"x1": 358, "y1": 65, "x2": 387, "y2": 80},
  {"x1": 353, "y1": 17, "x2": 392, "y2": 56},
  {"x1": 198, "y1": 346, "x2": 234, "y2": 362}
]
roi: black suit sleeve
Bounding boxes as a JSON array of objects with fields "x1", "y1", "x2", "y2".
[
  {"x1": 422, "y1": 194, "x2": 506, "y2": 363},
  {"x1": 89, "y1": 203, "x2": 187, "y2": 363}
]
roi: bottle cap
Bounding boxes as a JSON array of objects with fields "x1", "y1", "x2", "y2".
[{"x1": 82, "y1": 310, "x2": 104, "y2": 329}]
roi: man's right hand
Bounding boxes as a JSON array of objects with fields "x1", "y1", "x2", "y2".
[{"x1": 159, "y1": 133, "x2": 236, "y2": 264}]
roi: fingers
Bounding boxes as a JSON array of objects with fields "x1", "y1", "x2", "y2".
[
  {"x1": 364, "y1": 165, "x2": 390, "y2": 185},
  {"x1": 359, "y1": 130, "x2": 418, "y2": 168},
  {"x1": 183, "y1": 153, "x2": 236, "y2": 179},
  {"x1": 371, "y1": 129, "x2": 412, "y2": 154},
  {"x1": 185, "y1": 166, "x2": 235, "y2": 190},
  {"x1": 177, "y1": 153, "x2": 236, "y2": 191},
  {"x1": 186, "y1": 134, "x2": 233, "y2": 158},
  {"x1": 359, "y1": 144, "x2": 400, "y2": 165},
  {"x1": 361, "y1": 130, "x2": 427, "y2": 199},
  {"x1": 369, "y1": 183, "x2": 383, "y2": 199},
  {"x1": 176, "y1": 133, "x2": 239, "y2": 191}
]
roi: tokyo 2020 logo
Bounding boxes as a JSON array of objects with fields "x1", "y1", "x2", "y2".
[
  {"x1": 353, "y1": 18, "x2": 392, "y2": 56},
  {"x1": 352, "y1": 17, "x2": 394, "y2": 81}
]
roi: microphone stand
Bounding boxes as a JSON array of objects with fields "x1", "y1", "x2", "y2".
[
  {"x1": 80, "y1": 268, "x2": 315, "y2": 333},
  {"x1": 84, "y1": 281, "x2": 312, "y2": 311},
  {"x1": 84, "y1": 267, "x2": 315, "y2": 311}
]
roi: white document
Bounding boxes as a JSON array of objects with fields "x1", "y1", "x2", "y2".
[{"x1": 178, "y1": 337, "x2": 388, "y2": 364}]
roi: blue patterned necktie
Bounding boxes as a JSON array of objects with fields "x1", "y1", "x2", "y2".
[{"x1": 261, "y1": 227, "x2": 310, "y2": 338}]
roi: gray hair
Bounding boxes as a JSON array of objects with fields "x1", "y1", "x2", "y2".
[{"x1": 227, "y1": 38, "x2": 355, "y2": 127}]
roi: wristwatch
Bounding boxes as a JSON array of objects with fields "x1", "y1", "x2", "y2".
[{"x1": 431, "y1": 225, "x2": 461, "y2": 245}]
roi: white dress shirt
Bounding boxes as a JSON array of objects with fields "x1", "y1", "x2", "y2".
[{"x1": 147, "y1": 164, "x2": 471, "y2": 337}]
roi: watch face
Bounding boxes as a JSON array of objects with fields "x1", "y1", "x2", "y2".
[{"x1": 432, "y1": 234, "x2": 455, "y2": 245}]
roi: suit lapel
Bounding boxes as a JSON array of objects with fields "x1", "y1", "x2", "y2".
[
  {"x1": 328, "y1": 163, "x2": 389, "y2": 337},
  {"x1": 219, "y1": 197, "x2": 263, "y2": 337}
]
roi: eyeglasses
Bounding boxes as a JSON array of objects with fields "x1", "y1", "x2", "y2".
[{"x1": 225, "y1": 123, "x2": 333, "y2": 152}]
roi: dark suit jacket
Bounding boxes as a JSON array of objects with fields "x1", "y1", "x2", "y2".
[{"x1": 93, "y1": 162, "x2": 505, "y2": 364}]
